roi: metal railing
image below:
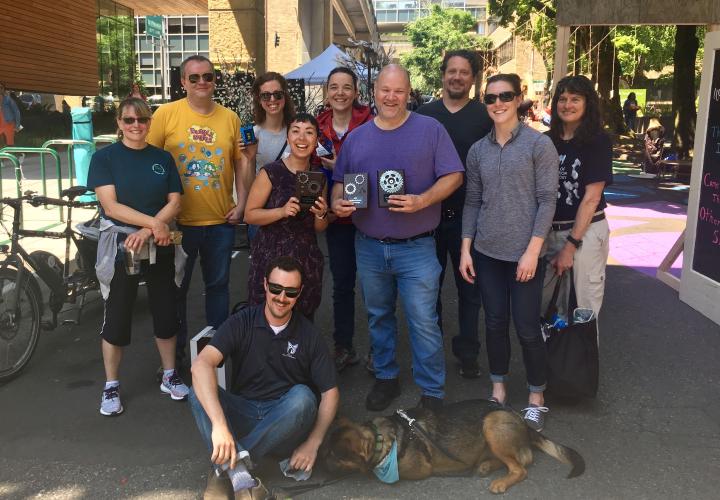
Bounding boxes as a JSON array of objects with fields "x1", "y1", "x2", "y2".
[
  {"x1": 0, "y1": 151, "x2": 21, "y2": 199},
  {"x1": 42, "y1": 139, "x2": 95, "y2": 184}
]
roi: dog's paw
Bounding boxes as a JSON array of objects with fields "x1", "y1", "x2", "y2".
[
  {"x1": 477, "y1": 460, "x2": 498, "y2": 477},
  {"x1": 489, "y1": 479, "x2": 509, "y2": 494}
]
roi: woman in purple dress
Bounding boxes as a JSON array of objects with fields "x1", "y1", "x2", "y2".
[{"x1": 244, "y1": 113, "x2": 329, "y2": 318}]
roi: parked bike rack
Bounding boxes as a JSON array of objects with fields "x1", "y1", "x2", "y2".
[
  {"x1": 42, "y1": 139, "x2": 95, "y2": 186},
  {"x1": 93, "y1": 134, "x2": 117, "y2": 147},
  {"x1": 0, "y1": 151, "x2": 22, "y2": 200}
]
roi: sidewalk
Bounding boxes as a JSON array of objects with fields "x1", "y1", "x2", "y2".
[{"x1": 1, "y1": 170, "x2": 719, "y2": 499}]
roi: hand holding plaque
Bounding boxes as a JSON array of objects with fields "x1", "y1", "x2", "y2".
[
  {"x1": 377, "y1": 169, "x2": 406, "y2": 208},
  {"x1": 343, "y1": 173, "x2": 368, "y2": 208},
  {"x1": 295, "y1": 171, "x2": 327, "y2": 210}
]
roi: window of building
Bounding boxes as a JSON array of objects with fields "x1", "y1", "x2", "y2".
[
  {"x1": 184, "y1": 36, "x2": 198, "y2": 51},
  {"x1": 167, "y1": 17, "x2": 181, "y2": 34},
  {"x1": 137, "y1": 17, "x2": 145, "y2": 33},
  {"x1": 198, "y1": 35, "x2": 209, "y2": 51},
  {"x1": 168, "y1": 35, "x2": 182, "y2": 51},
  {"x1": 169, "y1": 53, "x2": 183, "y2": 67},
  {"x1": 496, "y1": 38, "x2": 515, "y2": 66},
  {"x1": 141, "y1": 70, "x2": 154, "y2": 86},
  {"x1": 198, "y1": 17, "x2": 209, "y2": 33},
  {"x1": 183, "y1": 17, "x2": 197, "y2": 34},
  {"x1": 376, "y1": 1, "x2": 398, "y2": 8},
  {"x1": 139, "y1": 53, "x2": 154, "y2": 68},
  {"x1": 376, "y1": 10, "x2": 397, "y2": 22}
]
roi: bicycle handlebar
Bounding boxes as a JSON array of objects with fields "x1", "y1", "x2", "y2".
[{"x1": 1, "y1": 193, "x2": 98, "y2": 209}]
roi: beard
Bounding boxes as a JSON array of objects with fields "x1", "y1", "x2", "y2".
[{"x1": 445, "y1": 87, "x2": 467, "y2": 100}]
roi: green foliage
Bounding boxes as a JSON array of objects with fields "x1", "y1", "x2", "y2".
[
  {"x1": 97, "y1": 15, "x2": 135, "y2": 97},
  {"x1": 401, "y1": 5, "x2": 492, "y2": 93},
  {"x1": 612, "y1": 26, "x2": 675, "y2": 85}
]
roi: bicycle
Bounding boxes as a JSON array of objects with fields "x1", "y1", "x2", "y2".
[{"x1": 0, "y1": 186, "x2": 100, "y2": 382}]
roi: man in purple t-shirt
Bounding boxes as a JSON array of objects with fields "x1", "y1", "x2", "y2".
[{"x1": 332, "y1": 65, "x2": 463, "y2": 412}]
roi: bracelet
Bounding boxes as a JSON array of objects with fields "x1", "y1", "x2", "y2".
[{"x1": 566, "y1": 234, "x2": 582, "y2": 249}]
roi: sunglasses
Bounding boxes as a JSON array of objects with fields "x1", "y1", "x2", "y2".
[
  {"x1": 187, "y1": 72, "x2": 215, "y2": 84},
  {"x1": 260, "y1": 91, "x2": 285, "y2": 102},
  {"x1": 483, "y1": 91, "x2": 517, "y2": 105},
  {"x1": 267, "y1": 282, "x2": 301, "y2": 298},
  {"x1": 121, "y1": 117, "x2": 150, "y2": 125}
]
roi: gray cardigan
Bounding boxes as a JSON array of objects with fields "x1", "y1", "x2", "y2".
[{"x1": 461, "y1": 122, "x2": 559, "y2": 262}]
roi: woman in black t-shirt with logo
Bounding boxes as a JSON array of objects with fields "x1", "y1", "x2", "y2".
[{"x1": 544, "y1": 75, "x2": 613, "y2": 327}]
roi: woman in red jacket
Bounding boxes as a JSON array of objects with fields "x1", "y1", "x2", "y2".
[{"x1": 315, "y1": 67, "x2": 373, "y2": 371}]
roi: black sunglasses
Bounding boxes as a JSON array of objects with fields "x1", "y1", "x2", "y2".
[
  {"x1": 121, "y1": 117, "x2": 150, "y2": 125},
  {"x1": 187, "y1": 72, "x2": 215, "y2": 84},
  {"x1": 260, "y1": 91, "x2": 285, "y2": 102},
  {"x1": 267, "y1": 282, "x2": 302, "y2": 298},
  {"x1": 483, "y1": 91, "x2": 517, "y2": 105}
]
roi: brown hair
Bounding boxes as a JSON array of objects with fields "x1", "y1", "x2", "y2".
[
  {"x1": 116, "y1": 97, "x2": 152, "y2": 140},
  {"x1": 252, "y1": 72, "x2": 296, "y2": 127}
]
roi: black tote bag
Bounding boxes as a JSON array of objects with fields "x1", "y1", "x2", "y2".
[{"x1": 542, "y1": 272, "x2": 599, "y2": 398}]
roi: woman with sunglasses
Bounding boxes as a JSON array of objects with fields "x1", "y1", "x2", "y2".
[
  {"x1": 88, "y1": 97, "x2": 188, "y2": 416},
  {"x1": 543, "y1": 75, "x2": 612, "y2": 329},
  {"x1": 244, "y1": 113, "x2": 329, "y2": 319},
  {"x1": 313, "y1": 67, "x2": 373, "y2": 371},
  {"x1": 459, "y1": 74, "x2": 558, "y2": 432}
]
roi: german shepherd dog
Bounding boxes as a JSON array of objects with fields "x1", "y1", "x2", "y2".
[{"x1": 324, "y1": 399, "x2": 585, "y2": 494}]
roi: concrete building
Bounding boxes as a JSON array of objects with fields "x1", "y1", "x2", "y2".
[{"x1": 488, "y1": 25, "x2": 549, "y2": 101}]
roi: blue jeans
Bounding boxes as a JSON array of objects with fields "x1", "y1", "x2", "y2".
[
  {"x1": 474, "y1": 250, "x2": 546, "y2": 392},
  {"x1": 355, "y1": 231, "x2": 445, "y2": 398},
  {"x1": 435, "y1": 215, "x2": 482, "y2": 362},
  {"x1": 326, "y1": 223, "x2": 357, "y2": 350},
  {"x1": 176, "y1": 223, "x2": 235, "y2": 356},
  {"x1": 189, "y1": 385, "x2": 317, "y2": 462}
]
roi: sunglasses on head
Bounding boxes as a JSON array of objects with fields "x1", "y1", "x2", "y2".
[
  {"x1": 483, "y1": 91, "x2": 517, "y2": 105},
  {"x1": 187, "y1": 72, "x2": 215, "y2": 84},
  {"x1": 267, "y1": 282, "x2": 301, "y2": 298},
  {"x1": 260, "y1": 91, "x2": 285, "y2": 102},
  {"x1": 121, "y1": 117, "x2": 150, "y2": 125}
]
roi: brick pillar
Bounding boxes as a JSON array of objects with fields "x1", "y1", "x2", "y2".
[{"x1": 209, "y1": 0, "x2": 266, "y2": 73}]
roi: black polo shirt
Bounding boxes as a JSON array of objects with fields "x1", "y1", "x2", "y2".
[
  {"x1": 417, "y1": 99, "x2": 493, "y2": 212},
  {"x1": 209, "y1": 304, "x2": 337, "y2": 401}
]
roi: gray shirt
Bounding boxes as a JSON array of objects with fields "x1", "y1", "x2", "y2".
[
  {"x1": 462, "y1": 122, "x2": 559, "y2": 262},
  {"x1": 253, "y1": 125, "x2": 289, "y2": 173}
]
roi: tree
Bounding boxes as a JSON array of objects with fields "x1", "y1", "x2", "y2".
[
  {"x1": 672, "y1": 26, "x2": 699, "y2": 158},
  {"x1": 612, "y1": 26, "x2": 675, "y2": 87},
  {"x1": 401, "y1": 5, "x2": 492, "y2": 93}
]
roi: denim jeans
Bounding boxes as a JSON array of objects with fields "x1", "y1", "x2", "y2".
[
  {"x1": 176, "y1": 223, "x2": 235, "y2": 356},
  {"x1": 474, "y1": 250, "x2": 546, "y2": 392},
  {"x1": 189, "y1": 385, "x2": 317, "y2": 462},
  {"x1": 355, "y1": 232, "x2": 445, "y2": 398},
  {"x1": 435, "y1": 215, "x2": 482, "y2": 362},
  {"x1": 326, "y1": 223, "x2": 357, "y2": 350}
]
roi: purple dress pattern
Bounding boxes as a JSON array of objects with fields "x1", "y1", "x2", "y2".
[{"x1": 247, "y1": 160, "x2": 324, "y2": 316}]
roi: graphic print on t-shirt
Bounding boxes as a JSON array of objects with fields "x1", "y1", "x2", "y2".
[
  {"x1": 558, "y1": 153, "x2": 581, "y2": 206},
  {"x1": 175, "y1": 125, "x2": 225, "y2": 192}
]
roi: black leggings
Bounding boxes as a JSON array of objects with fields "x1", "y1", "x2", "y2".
[{"x1": 100, "y1": 249, "x2": 179, "y2": 347}]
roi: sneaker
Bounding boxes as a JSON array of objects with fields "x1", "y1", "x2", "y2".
[
  {"x1": 203, "y1": 469, "x2": 233, "y2": 500},
  {"x1": 334, "y1": 346, "x2": 360, "y2": 372},
  {"x1": 365, "y1": 378, "x2": 401, "y2": 411},
  {"x1": 365, "y1": 352, "x2": 375, "y2": 374},
  {"x1": 521, "y1": 404, "x2": 549, "y2": 432},
  {"x1": 99, "y1": 385, "x2": 123, "y2": 416},
  {"x1": 459, "y1": 358, "x2": 481, "y2": 379},
  {"x1": 235, "y1": 477, "x2": 270, "y2": 500},
  {"x1": 418, "y1": 395, "x2": 443, "y2": 413},
  {"x1": 160, "y1": 370, "x2": 190, "y2": 401}
]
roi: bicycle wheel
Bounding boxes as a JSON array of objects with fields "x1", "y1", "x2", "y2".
[{"x1": 0, "y1": 268, "x2": 41, "y2": 382}]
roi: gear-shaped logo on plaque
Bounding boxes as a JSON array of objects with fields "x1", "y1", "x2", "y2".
[
  {"x1": 345, "y1": 183, "x2": 357, "y2": 195},
  {"x1": 379, "y1": 170, "x2": 404, "y2": 194},
  {"x1": 297, "y1": 172, "x2": 310, "y2": 184}
]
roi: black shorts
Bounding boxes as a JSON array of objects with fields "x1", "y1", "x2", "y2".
[{"x1": 100, "y1": 249, "x2": 179, "y2": 347}]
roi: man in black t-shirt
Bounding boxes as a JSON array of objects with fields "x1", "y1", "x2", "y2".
[
  {"x1": 417, "y1": 50, "x2": 493, "y2": 378},
  {"x1": 189, "y1": 256, "x2": 339, "y2": 499}
]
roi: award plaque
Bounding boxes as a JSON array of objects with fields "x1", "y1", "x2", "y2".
[
  {"x1": 294, "y1": 171, "x2": 326, "y2": 209},
  {"x1": 316, "y1": 136, "x2": 334, "y2": 158},
  {"x1": 343, "y1": 173, "x2": 368, "y2": 208},
  {"x1": 240, "y1": 124, "x2": 256, "y2": 144},
  {"x1": 377, "y1": 169, "x2": 406, "y2": 208}
]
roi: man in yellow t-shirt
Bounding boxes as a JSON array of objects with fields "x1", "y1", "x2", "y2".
[{"x1": 147, "y1": 55, "x2": 252, "y2": 364}]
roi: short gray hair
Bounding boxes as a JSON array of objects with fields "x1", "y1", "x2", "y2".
[{"x1": 180, "y1": 55, "x2": 213, "y2": 78}]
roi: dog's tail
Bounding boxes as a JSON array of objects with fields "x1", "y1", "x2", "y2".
[{"x1": 530, "y1": 432, "x2": 585, "y2": 478}]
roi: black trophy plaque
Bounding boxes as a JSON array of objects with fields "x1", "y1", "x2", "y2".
[
  {"x1": 294, "y1": 171, "x2": 326, "y2": 209},
  {"x1": 377, "y1": 169, "x2": 406, "y2": 208},
  {"x1": 343, "y1": 173, "x2": 368, "y2": 208}
]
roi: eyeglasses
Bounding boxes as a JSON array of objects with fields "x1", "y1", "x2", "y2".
[
  {"x1": 187, "y1": 72, "x2": 215, "y2": 84},
  {"x1": 267, "y1": 282, "x2": 302, "y2": 298},
  {"x1": 483, "y1": 91, "x2": 517, "y2": 105},
  {"x1": 260, "y1": 91, "x2": 285, "y2": 102},
  {"x1": 121, "y1": 117, "x2": 150, "y2": 125}
]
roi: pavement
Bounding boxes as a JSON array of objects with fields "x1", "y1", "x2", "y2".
[{"x1": 1, "y1": 154, "x2": 720, "y2": 499}]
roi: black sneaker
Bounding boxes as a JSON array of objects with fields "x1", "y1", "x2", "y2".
[
  {"x1": 459, "y1": 358, "x2": 481, "y2": 379},
  {"x1": 521, "y1": 404, "x2": 549, "y2": 432},
  {"x1": 418, "y1": 395, "x2": 443, "y2": 413},
  {"x1": 365, "y1": 378, "x2": 401, "y2": 411},
  {"x1": 334, "y1": 346, "x2": 360, "y2": 372}
]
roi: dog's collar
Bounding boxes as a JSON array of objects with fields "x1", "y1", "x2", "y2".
[{"x1": 368, "y1": 422, "x2": 385, "y2": 466}]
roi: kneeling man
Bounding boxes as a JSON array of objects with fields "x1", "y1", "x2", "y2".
[{"x1": 190, "y1": 256, "x2": 339, "y2": 499}]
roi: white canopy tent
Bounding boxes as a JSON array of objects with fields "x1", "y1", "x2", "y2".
[{"x1": 285, "y1": 44, "x2": 367, "y2": 84}]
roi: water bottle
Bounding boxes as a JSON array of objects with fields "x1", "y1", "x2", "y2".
[{"x1": 551, "y1": 313, "x2": 567, "y2": 329}]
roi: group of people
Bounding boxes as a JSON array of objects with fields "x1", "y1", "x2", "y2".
[{"x1": 86, "y1": 51, "x2": 612, "y2": 499}]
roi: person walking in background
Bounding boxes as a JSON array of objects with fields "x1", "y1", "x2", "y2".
[
  {"x1": 314, "y1": 67, "x2": 373, "y2": 372},
  {"x1": 127, "y1": 82, "x2": 147, "y2": 101},
  {"x1": 543, "y1": 75, "x2": 613, "y2": 328},
  {"x1": 623, "y1": 92, "x2": 639, "y2": 133},
  {"x1": 88, "y1": 97, "x2": 188, "y2": 416},
  {"x1": 0, "y1": 82, "x2": 21, "y2": 147},
  {"x1": 244, "y1": 113, "x2": 329, "y2": 320},
  {"x1": 147, "y1": 55, "x2": 252, "y2": 366},
  {"x1": 332, "y1": 65, "x2": 464, "y2": 413},
  {"x1": 460, "y1": 73, "x2": 558, "y2": 432},
  {"x1": 417, "y1": 49, "x2": 493, "y2": 379}
]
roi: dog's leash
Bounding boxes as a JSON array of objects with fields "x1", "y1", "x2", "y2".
[{"x1": 395, "y1": 409, "x2": 470, "y2": 467}]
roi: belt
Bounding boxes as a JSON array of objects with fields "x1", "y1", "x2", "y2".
[
  {"x1": 373, "y1": 230, "x2": 435, "y2": 244},
  {"x1": 551, "y1": 212, "x2": 605, "y2": 232}
]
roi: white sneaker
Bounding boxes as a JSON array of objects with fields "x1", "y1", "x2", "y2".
[
  {"x1": 100, "y1": 385, "x2": 123, "y2": 416},
  {"x1": 160, "y1": 370, "x2": 189, "y2": 400}
]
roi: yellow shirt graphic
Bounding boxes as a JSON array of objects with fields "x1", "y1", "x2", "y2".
[{"x1": 147, "y1": 99, "x2": 242, "y2": 226}]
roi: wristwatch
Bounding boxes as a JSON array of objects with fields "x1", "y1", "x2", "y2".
[{"x1": 566, "y1": 234, "x2": 582, "y2": 249}]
